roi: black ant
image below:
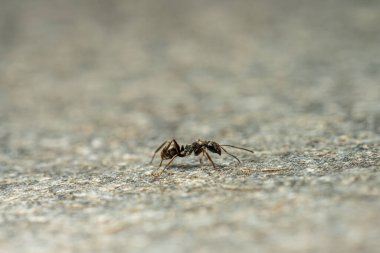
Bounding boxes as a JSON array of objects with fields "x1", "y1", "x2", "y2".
[{"x1": 150, "y1": 139, "x2": 254, "y2": 177}]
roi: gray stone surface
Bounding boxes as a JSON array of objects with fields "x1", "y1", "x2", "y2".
[{"x1": 1, "y1": 0, "x2": 380, "y2": 252}]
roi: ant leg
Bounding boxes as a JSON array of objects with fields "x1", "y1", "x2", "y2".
[
  {"x1": 220, "y1": 146, "x2": 241, "y2": 163},
  {"x1": 199, "y1": 153, "x2": 205, "y2": 164},
  {"x1": 152, "y1": 155, "x2": 178, "y2": 177},
  {"x1": 203, "y1": 151, "x2": 217, "y2": 169},
  {"x1": 152, "y1": 158, "x2": 164, "y2": 177},
  {"x1": 150, "y1": 140, "x2": 169, "y2": 164},
  {"x1": 159, "y1": 159, "x2": 163, "y2": 167}
]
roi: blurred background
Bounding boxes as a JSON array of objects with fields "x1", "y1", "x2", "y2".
[
  {"x1": 0, "y1": 0, "x2": 379, "y2": 252},
  {"x1": 1, "y1": 0, "x2": 379, "y2": 145}
]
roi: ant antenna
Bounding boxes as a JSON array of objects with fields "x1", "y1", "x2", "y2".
[
  {"x1": 219, "y1": 146, "x2": 241, "y2": 163},
  {"x1": 220, "y1": 144, "x2": 254, "y2": 153}
]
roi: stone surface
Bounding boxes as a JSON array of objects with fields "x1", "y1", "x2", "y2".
[{"x1": 0, "y1": 0, "x2": 379, "y2": 252}]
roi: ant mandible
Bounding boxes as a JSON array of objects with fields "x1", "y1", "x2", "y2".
[{"x1": 150, "y1": 139, "x2": 254, "y2": 177}]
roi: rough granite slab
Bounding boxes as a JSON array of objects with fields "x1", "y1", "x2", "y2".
[{"x1": 0, "y1": 0, "x2": 379, "y2": 252}]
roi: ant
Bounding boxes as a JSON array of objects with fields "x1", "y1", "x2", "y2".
[{"x1": 150, "y1": 139, "x2": 254, "y2": 177}]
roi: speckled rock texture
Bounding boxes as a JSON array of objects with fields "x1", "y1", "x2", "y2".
[{"x1": 0, "y1": 0, "x2": 379, "y2": 252}]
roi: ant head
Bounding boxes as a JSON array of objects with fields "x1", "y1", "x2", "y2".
[{"x1": 206, "y1": 141, "x2": 222, "y2": 155}]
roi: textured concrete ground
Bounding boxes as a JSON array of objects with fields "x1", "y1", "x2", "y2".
[{"x1": 1, "y1": 0, "x2": 380, "y2": 252}]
